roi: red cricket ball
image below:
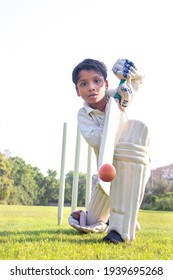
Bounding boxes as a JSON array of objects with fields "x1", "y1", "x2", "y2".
[{"x1": 98, "y1": 163, "x2": 116, "y2": 182}]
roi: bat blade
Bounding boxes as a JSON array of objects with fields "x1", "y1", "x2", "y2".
[{"x1": 97, "y1": 97, "x2": 126, "y2": 196}]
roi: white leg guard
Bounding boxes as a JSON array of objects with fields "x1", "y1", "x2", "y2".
[
  {"x1": 86, "y1": 186, "x2": 110, "y2": 225},
  {"x1": 109, "y1": 120, "x2": 151, "y2": 241}
]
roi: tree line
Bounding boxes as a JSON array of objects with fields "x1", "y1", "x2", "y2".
[
  {"x1": 0, "y1": 152, "x2": 86, "y2": 206},
  {"x1": 1, "y1": 151, "x2": 173, "y2": 210}
]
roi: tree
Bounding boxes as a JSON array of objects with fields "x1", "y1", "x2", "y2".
[
  {"x1": 78, "y1": 173, "x2": 86, "y2": 206},
  {"x1": 152, "y1": 178, "x2": 170, "y2": 195},
  {"x1": 64, "y1": 171, "x2": 73, "y2": 205},
  {"x1": 0, "y1": 153, "x2": 13, "y2": 203},
  {"x1": 42, "y1": 169, "x2": 59, "y2": 204},
  {"x1": 28, "y1": 166, "x2": 45, "y2": 205},
  {"x1": 64, "y1": 171, "x2": 87, "y2": 207},
  {"x1": 9, "y1": 157, "x2": 38, "y2": 205}
]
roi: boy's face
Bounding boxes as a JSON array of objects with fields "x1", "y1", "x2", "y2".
[{"x1": 76, "y1": 70, "x2": 108, "y2": 107}]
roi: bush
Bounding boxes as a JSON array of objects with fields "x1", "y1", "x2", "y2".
[
  {"x1": 142, "y1": 195, "x2": 173, "y2": 211},
  {"x1": 155, "y1": 196, "x2": 173, "y2": 211}
]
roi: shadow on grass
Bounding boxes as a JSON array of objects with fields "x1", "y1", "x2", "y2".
[{"x1": 0, "y1": 228, "x2": 103, "y2": 244}]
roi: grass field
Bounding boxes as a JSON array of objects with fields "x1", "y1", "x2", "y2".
[{"x1": 0, "y1": 205, "x2": 173, "y2": 260}]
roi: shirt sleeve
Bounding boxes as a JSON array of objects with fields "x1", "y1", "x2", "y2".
[{"x1": 77, "y1": 108, "x2": 105, "y2": 151}]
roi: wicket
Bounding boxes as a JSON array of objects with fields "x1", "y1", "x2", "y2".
[{"x1": 58, "y1": 122, "x2": 93, "y2": 225}]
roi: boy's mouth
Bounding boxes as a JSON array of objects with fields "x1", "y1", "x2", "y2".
[{"x1": 88, "y1": 93, "x2": 97, "y2": 97}]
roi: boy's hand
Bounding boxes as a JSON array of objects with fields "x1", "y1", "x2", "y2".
[
  {"x1": 112, "y1": 59, "x2": 137, "y2": 82},
  {"x1": 106, "y1": 83, "x2": 133, "y2": 110},
  {"x1": 112, "y1": 59, "x2": 144, "y2": 90},
  {"x1": 68, "y1": 210, "x2": 108, "y2": 233},
  {"x1": 117, "y1": 83, "x2": 133, "y2": 110}
]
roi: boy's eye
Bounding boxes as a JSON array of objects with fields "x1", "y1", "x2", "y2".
[
  {"x1": 80, "y1": 82, "x2": 87, "y2": 87},
  {"x1": 94, "y1": 78, "x2": 102, "y2": 84}
]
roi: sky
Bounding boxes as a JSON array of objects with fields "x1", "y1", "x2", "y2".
[{"x1": 0, "y1": 0, "x2": 173, "y2": 177}]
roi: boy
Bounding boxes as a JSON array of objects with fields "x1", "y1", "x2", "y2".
[{"x1": 68, "y1": 58, "x2": 151, "y2": 244}]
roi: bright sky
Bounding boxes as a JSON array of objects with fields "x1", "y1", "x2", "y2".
[{"x1": 0, "y1": 0, "x2": 173, "y2": 176}]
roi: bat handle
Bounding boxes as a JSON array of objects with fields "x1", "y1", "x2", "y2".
[{"x1": 114, "y1": 79, "x2": 125, "y2": 101}]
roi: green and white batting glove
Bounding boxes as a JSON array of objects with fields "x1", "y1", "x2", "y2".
[
  {"x1": 117, "y1": 82, "x2": 133, "y2": 110},
  {"x1": 68, "y1": 210, "x2": 108, "y2": 233},
  {"x1": 106, "y1": 83, "x2": 133, "y2": 111}
]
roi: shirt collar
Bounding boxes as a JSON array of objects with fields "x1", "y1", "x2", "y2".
[
  {"x1": 83, "y1": 102, "x2": 96, "y2": 115},
  {"x1": 83, "y1": 97, "x2": 110, "y2": 115}
]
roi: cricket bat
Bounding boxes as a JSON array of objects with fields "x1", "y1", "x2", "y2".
[{"x1": 97, "y1": 81, "x2": 127, "y2": 196}]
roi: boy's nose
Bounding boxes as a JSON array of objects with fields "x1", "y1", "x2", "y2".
[{"x1": 88, "y1": 83, "x2": 95, "y2": 91}]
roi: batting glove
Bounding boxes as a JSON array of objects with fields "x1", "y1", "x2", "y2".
[
  {"x1": 130, "y1": 75, "x2": 144, "y2": 91},
  {"x1": 112, "y1": 59, "x2": 137, "y2": 82},
  {"x1": 117, "y1": 83, "x2": 133, "y2": 110},
  {"x1": 106, "y1": 83, "x2": 133, "y2": 111},
  {"x1": 68, "y1": 210, "x2": 108, "y2": 233},
  {"x1": 112, "y1": 58, "x2": 144, "y2": 90}
]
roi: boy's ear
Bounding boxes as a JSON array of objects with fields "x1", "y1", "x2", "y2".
[
  {"x1": 76, "y1": 86, "x2": 80, "y2": 96},
  {"x1": 105, "y1": 80, "x2": 109, "y2": 90}
]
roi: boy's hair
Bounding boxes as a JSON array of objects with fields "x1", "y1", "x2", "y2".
[{"x1": 72, "y1": 58, "x2": 107, "y2": 85}]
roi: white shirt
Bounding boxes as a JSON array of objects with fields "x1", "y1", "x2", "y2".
[{"x1": 77, "y1": 101, "x2": 108, "y2": 160}]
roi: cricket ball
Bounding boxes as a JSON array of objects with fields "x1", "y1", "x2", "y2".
[{"x1": 98, "y1": 164, "x2": 116, "y2": 182}]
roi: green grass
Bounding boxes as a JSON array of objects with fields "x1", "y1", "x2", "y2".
[{"x1": 0, "y1": 205, "x2": 173, "y2": 260}]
